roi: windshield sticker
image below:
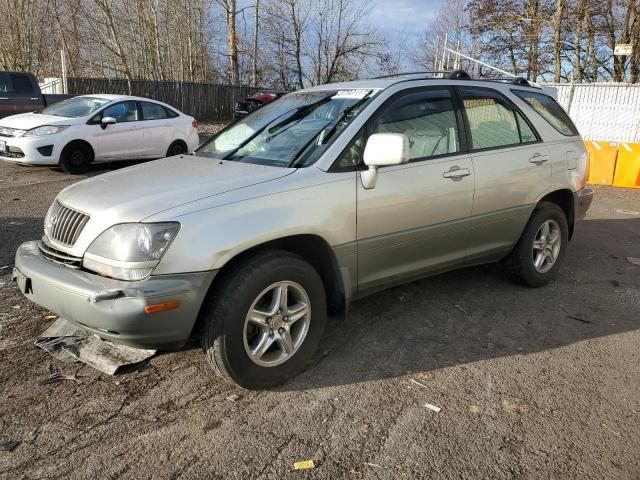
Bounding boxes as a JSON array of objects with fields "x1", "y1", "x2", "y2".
[{"x1": 332, "y1": 89, "x2": 370, "y2": 100}]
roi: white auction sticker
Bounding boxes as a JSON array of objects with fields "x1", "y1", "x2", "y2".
[{"x1": 332, "y1": 89, "x2": 370, "y2": 99}]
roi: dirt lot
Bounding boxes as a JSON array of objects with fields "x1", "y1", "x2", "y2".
[{"x1": 0, "y1": 158, "x2": 639, "y2": 480}]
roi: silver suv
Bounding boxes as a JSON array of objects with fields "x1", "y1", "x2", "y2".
[{"x1": 13, "y1": 71, "x2": 593, "y2": 388}]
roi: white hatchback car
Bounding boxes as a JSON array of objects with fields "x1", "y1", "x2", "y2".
[{"x1": 0, "y1": 94, "x2": 200, "y2": 173}]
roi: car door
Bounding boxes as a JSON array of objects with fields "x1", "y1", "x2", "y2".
[
  {"x1": 354, "y1": 87, "x2": 475, "y2": 292},
  {"x1": 89, "y1": 101, "x2": 145, "y2": 160},
  {"x1": 7, "y1": 73, "x2": 42, "y2": 115},
  {"x1": 139, "y1": 101, "x2": 176, "y2": 157},
  {"x1": 457, "y1": 87, "x2": 551, "y2": 262}
]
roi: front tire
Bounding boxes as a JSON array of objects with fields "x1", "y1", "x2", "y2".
[
  {"x1": 59, "y1": 142, "x2": 93, "y2": 174},
  {"x1": 503, "y1": 203, "x2": 569, "y2": 287},
  {"x1": 201, "y1": 250, "x2": 327, "y2": 389}
]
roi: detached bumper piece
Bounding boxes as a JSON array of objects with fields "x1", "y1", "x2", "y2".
[
  {"x1": 35, "y1": 317, "x2": 156, "y2": 375},
  {"x1": 575, "y1": 187, "x2": 594, "y2": 222}
]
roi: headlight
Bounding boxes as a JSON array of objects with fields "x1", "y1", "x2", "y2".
[
  {"x1": 23, "y1": 125, "x2": 68, "y2": 137},
  {"x1": 83, "y1": 223, "x2": 180, "y2": 281}
]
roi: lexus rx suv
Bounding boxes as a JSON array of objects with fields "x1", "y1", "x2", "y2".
[{"x1": 13, "y1": 71, "x2": 593, "y2": 388}]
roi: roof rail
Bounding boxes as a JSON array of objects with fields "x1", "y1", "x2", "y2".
[
  {"x1": 480, "y1": 77, "x2": 535, "y2": 87},
  {"x1": 447, "y1": 69, "x2": 471, "y2": 80},
  {"x1": 372, "y1": 71, "x2": 452, "y2": 80}
]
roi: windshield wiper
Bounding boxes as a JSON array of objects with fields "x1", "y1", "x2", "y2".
[
  {"x1": 288, "y1": 90, "x2": 373, "y2": 168},
  {"x1": 223, "y1": 93, "x2": 335, "y2": 160}
]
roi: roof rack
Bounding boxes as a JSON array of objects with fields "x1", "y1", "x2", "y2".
[
  {"x1": 372, "y1": 70, "x2": 452, "y2": 80},
  {"x1": 369, "y1": 70, "x2": 540, "y2": 88},
  {"x1": 479, "y1": 77, "x2": 535, "y2": 87}
]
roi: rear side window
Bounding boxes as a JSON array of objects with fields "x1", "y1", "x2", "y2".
[
  {"x1": 9, "y1": 73, "x2": 33, "y2": 93},
  {"x1": 372, "y1": 89, "x2": 460, "y2": 161},
  {"x1": 141, "y1": 101, "x2": 169, "y2": 120},
  {"x1": 512, "y1": 90, "x2": 579, "y2": 136},
  {"x1": 460, "y1": 88, "x2": 521, "y2": 150}
]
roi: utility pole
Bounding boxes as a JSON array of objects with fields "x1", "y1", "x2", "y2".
[{"x1": 60, "y1": 49, "x2": 68, "y2": 94}]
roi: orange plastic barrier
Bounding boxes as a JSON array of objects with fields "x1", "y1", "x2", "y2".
[
  {"x1": 613, "y1": 143, "x2": 640, "y2": 188},
  {"x1": 585, "y1": 141, "x2": 618, "y2": 186}
]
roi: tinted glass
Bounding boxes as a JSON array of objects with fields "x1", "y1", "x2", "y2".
[
  {"x1": 40, "y1": 96, "x2": 111, "y2": 117},
  {"x1": 516, "y1": 111, "x2": 537, "y2": 143},
  {"x1": 461, "y1": 88, "x2": 520, "y2": 149},
  {"x1": 141, "y1": 101, "x2": 169, "y2": 120},
  {"x1": 373, "y1": 89, "x2": 460, "y2": 161},
  {"x1": 0, "y1": 74, "x2": 8, "y2": 93},
  {"x1": 9, "y1": 74, "x2": 33, "y2": 93},
  {"x1": 102, "y1": 101, "x2": 140, "y2": 122},
  {"x1": 513, "y1": 90, "x2": 579, "y2": 136}
]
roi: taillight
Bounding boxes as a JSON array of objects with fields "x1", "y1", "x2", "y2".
[{"x1": 192, "y1": 119, "x2": 198, "y2": 129}]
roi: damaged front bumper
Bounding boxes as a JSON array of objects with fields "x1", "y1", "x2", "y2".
[{"x1": 13, "y1": 241, "x2": 216, "y2": 349}]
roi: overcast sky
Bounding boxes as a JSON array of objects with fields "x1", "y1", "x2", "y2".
[{"x1": 369, "y1": 0, "x2": 444, "y2": 39}]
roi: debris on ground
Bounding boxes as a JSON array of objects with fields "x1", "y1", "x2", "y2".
[
  {"x1": 35, "y1": 318, "x2": 155, "y2": 375},
  {"x1": 424, "y1": 402, "x2": 442, "y2": 413},
  {"x1": 469, "y1": 405, "x2": 481, "y2": 414},
  {"x1": 38, "y1": 372, "x2": 79, "y2": 385},
  {"x1": 501, "y1": 398, "x2": 530, "y2": 414},
  {"x1": 293, "y1": 459, "x2": 317, "y2": 470},
  {"x1": 567, "y1": 314, "x2": 592, "y2": 324},
  {"x1": 11, "y1": 305, "x2": 20, "y2": 309},
  {"x1": 452, "y1": 303, "x2": 469, "y2": 315},
  {"x1": 627, "y1": 257, "x2": 640, "y2": 266},
  {"x1": 410, "y1": 378, "x2": 430, "y2": 389},
  {"x1": 226, "y1": 394, "x2": 241, "y2": 402},
  {"x1": 42, "y1": 314, "x2": 58, "y2": 321},
  {"x1": 0, "y1": 441, "x2": 20, "y2": 452}
]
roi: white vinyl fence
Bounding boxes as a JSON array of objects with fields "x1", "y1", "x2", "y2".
[{"x1": 544, "y1": 83, "x2": 640, "y2": 143}]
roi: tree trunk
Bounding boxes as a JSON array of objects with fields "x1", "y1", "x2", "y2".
[
  {"x1": 252, "y1": 0, "x2": 260, "y2": 86},
  {"x1": 553, "y1": 0, "x2": 565, "y2": 82}
]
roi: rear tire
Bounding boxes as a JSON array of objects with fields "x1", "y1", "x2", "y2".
[
  {"x1": 166, "y1": 141, "x2": 187, "y2": 157},
  {"x1": 503, "y1": 202, "x2": 569, "y2": 287},
  {"x1": 201, "y1": 250, "x2": 327, "y2": 389},
  {"x1": 59, "y1": 142, "x2": 93, "y2": 174}
]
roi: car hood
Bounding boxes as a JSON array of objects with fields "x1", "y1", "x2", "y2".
[
  {"x1": 0, "y1": 112, "x2": 85, "y2": 130},
  {"x1": 58, "y1": 155, "x2": 295, "y2": 222}
]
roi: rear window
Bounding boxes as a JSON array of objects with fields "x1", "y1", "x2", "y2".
[{"x1": 512, "y1": 90, "x2": 579, "y2": 136}]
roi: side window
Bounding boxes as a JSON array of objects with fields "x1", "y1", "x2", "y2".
[
  {"x1": 512, "y1": 89, "x2": 579, "y2": 136},
  {"x1": 141, "y1": 101, "x2": 169, "y2": 120},
  {"x1": 9, "y1": 74, "x2": 33, "y2": 93},
  {"x1": 460, "y1": 88, "x2": 521, "y2": 150},
  {"x1": 0, "y1": 74, "x2": 9, "y2": 93},
  {"x1": 333, "y1": 129, "x2": 366, "y2": 171},
  {"x1": 516, "y1": 111, "x2": 537, "y2": 143},
  {"x1": 102, "y1": 101, "x2": 140, "y2": 123},
  {"x1": 372, "y1": 89, "x2": 460, "y2": 161}
]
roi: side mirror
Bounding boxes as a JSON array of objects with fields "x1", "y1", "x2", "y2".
[
  {"x1": 361, "y1": 133, "x2": 410, "y2": 189},
  {"x1": 101, "y1": 116, "x2": 116, "y2": 129}
]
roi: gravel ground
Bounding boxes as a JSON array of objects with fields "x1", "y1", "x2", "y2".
[{"x1": 0, "y1": 158, "x2": 639, "y2": 479}]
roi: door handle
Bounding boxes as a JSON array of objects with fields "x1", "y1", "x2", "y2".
[
  {"x1": 443, "y1": 166, "x2": 471, "y2": 179},
  {"x1": 0, "y1": 97, "x2": 9, "y2": 100},
  {"x1": 529, "y1": 153, "x2": 550, "y2": 165}
]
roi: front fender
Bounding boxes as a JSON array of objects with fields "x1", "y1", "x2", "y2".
[{"x1": 152, "y1": 172, "x2": 357, "y2": 275}]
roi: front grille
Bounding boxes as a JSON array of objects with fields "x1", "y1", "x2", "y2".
[
  {"x1": 45, "y1": 200, "x2": 90, "y2": 246},
  {"x1": 38, "y1": 237, "x2": 83, "y2": 269}
]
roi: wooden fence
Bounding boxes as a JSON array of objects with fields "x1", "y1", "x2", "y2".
[{"x1": 67, "y1": 77, "x2": 263, "y2": 122}]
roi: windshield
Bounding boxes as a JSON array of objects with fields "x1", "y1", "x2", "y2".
[
  {"x1": 39, "y1": 97, "x2": 112, "y2": 118},
  {"x1": 197, "y1": 89, "x2": 375, "y2": 167}
]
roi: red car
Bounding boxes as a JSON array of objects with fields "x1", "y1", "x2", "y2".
[{"x1": 234, "y1": 90, "x2": 287, "y2": 119}]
